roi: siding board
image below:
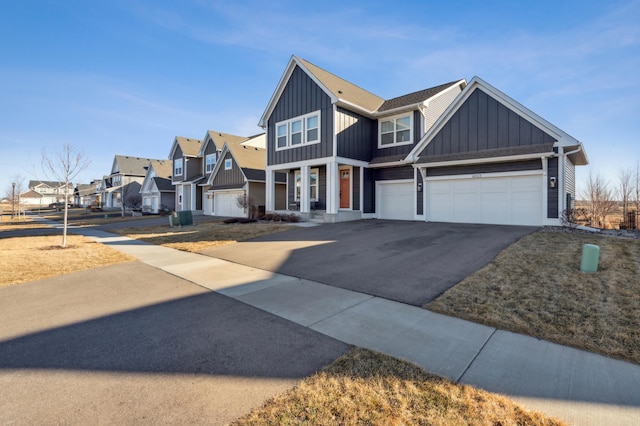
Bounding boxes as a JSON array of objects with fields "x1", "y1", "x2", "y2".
[
  {"x1": 426, "y1": 159, "x2": 542, "y2": 177},
  {"x1": 547, "y1": 157, "x2": 559, "y2": 218},
  {"x1": 336, "y1": 107, "x2": 375, "y2": 161},
  {"x1": 212, "y1": 152, "x2": 245, "y2": 188}
]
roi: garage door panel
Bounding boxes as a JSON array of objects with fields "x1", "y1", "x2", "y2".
[
  {"x1": 427, "y1": 175, "x2": 542, "y2": 226},
  {"x1": 377, "y1": 181, "x2": 414, "y2": 220},
  {"x1": 214, "y1": 191, "x2": 245, "y2": 217}
]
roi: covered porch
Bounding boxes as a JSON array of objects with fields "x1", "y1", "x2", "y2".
[{"x1": 265, "y1": 159, "x2": 367, "y2": 223}]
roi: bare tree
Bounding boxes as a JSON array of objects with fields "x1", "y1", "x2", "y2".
[
  {"x1": 617, "y1": 168, "x2": 634, "y2": 228},
  {"x1": 4, "y1": 175, "x2": 26, "y2": 219},
  {"x1": 581, "y1": 170, "x2": 617, "y2": 229},
  {"x1": 119, "y1": 177, "x2": 142, "y2": 216},
  {"x1": 42, "y1": 144, "x2": 90, "y2": 247}
]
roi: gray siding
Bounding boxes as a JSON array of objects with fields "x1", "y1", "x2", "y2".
[
  {"x1": 363, "y1": 168, "x2": 375, "y2": 214},
  {"x1": 212, "y1": 152, "x2": 246, "y2": 188},
  {"x1": 374, "y1": 110, "x2": 422, "y2": 158},
  {"x1": 352, "y1": 167, "x2": 360, "y2": 210},
  {"x1": 374, "y1": 166, "x2": 414, "y2": 181},
  {"x1": 336, "y1": 107, "x2": 375, "y2": 161},
  {"x1": 548, "y1": 157, "x2": 559, "y2": 218},
  {"x1": 424, "y1": 86, "x2": 462, "y2": 133},
  {"x1": 422, "y1": 88, "x2": 557, "y2": 157},
  {"x1": 426, "y1": 159, "x2": 542, "y2": 177},
  {"x1": 203, "y1": 140, "x2": 219, "y2": 177},
  {"x1": 186, "y1": 157, "x2": 202, "y2": 181},
  {"x1": 565, "y1": 157, "x2": 575, "y2": 210},
  {"x1": 267, "y1": 66, "x2": 333, "y2": 165},
  {"x1": 172, "y1": 145, "x2": 184, "y2": 183}
]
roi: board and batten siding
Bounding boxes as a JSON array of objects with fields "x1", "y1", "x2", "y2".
[
  {"x1": 172, "y1": 145, "x2": 184, "y2": 183},
  {"x1": 374, "y1": 110, "x2": 423, "y2": 158},
  {"x1": 211, "y1": 152, "x2": 245, "y2": 189},
  {"x1": 363, "y1": 168, "x2": 376, "y2": 214},
  {"x1": 267, "y1": 66, "x2": 333, "y2": 166},
  {"x1": 416, "y1": 172, "x2": 423, "y2": 215},
  {"x1": 422, "y1": 88, "x2": 557, "y2": 157},
  {"x1": 352, "y1": 167, "x2": 360, "y2": 210},
  {"x1": 336, "y1": 107, "x2": 375, "y2": 161},
  {"x1": 374, "y1": 166, "x2": 414, "y2": 181}
]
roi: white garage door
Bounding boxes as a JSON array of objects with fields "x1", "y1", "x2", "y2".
[
  {"x1": 426, "y1": 174, "x2": 543, "y2": 226},
  {"x1": 377, "y1": 180, "x2": 414, "y2": 220},
  {"x1": 214, "y1": 191, "x2": 245, "y2": 217}
]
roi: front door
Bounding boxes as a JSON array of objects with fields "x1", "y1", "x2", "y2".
[{"x1": 340, "y1": 168, "x2": 350, "y2": 209}]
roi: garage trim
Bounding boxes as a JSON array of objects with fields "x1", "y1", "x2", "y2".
[
  {"x1": 423, "y1": 170, "x2": 546, "y2": 226},
  {"x1": 376, "y1": 179, "x2": 415, "y2": 221}
]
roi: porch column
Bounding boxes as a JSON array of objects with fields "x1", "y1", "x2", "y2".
[
  {"x1": 326, "y1": 161, "x2": 338, "y2": 214},
  {"x1": 265, "y1": 167, "x2": 275, "y2": 211},
  {"x1": 300, "y1": 165, "x2": 310, "y2": 214}
]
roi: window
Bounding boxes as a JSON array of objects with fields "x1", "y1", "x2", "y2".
[
  {"x1": 224, "y1": 158, "x2": 232, "y2": 170},
  {"x1": 379, "y1": 114, "x2": 412, "y2": 147},
  {"x1": 205, "y1": 154, "x2": 217, "y2": 173},
  {"x1": 294, "y1": 168, "x2": 319, "y2": 201},
  {"x1": 174, "y1": 158, "x2": 183, "y2": 176},
  {"x1": 275, "y1": 111, "x2": 321, "y2": 150}
]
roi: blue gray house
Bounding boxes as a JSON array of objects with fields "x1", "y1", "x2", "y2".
[{"x1": 259, "y1": 56, "x2": 588, "y2": 226}]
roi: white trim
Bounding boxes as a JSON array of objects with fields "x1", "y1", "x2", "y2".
[
  {"x1": 414, "y1": 152, "x2": 553, "y2": 169},
  {"x1": 332, "y1": 104, "x2": 338, "y2": 160},
  {"x1": 378, "y1": 112, "x2": 413, "y2": 149},
  {"x1": 424, "y1": 169, "x2": 543, "y2": 182},
  {"x1": 275, "y1": 110, "x2": 321, "y2": 151},
  {"x1": 375, "y1": 179, "x2": 413, "y2": 220},
  {"x1": 541, "y1": 157, "x2": 548, "y2": 223},
  {"x1": 359, "y1": 166, "x2": 364, "y2": 214},
  {"x1": 294, "y1": 168, "x2": 319, "y2": 203},
  {"x1": 205, "y1": 153, "x2": 217, "y2": 173},
  {"x1": 267, "y1": 157, "x2": 331, "y2": 172},
  {"x1": 407, "y1": 76, "x2": 583, "y2": 162},
  {"x1": 369, "y1": 160, "x2": 410, "y2": 169},
  {"x1": 338, "y1": 166, "x2": 353, "y2": 210},
  {"x1": 174, "y1": 158, "x2": 183, "y2": 177}
]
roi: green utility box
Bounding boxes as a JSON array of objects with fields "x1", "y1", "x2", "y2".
[{"x1": 580, "y1": 244, "x2": 600, "y2": 273}]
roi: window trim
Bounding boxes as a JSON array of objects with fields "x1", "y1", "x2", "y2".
[
  {"x1": 205, "y1": 153, "x2": 217, "y2": 173},
  {"x1": 224, "y1": 158, "x2": 233, "y2": 170},
  {"x1": 294, "y1": 168, "x2": 319, "y2": 202},
  {"x1": 378, "y1": 112, "x2": 413, "y2": 148},
  {"x1": 174, "y1": 158, "x2": 183, "y2": 176},
  {"x1": 275, "y1": 111, "x2": 321, "y2": 151}
]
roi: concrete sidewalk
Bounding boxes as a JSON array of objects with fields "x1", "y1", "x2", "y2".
[{"x1": 35, "y1": 217, "x2": 640, "y2": 425}]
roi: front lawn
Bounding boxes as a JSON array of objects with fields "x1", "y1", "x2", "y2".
[
  {"x1": 426, "y1": 230, "x2": 640, "y2": 365},
  {"x1": 233, "y1": 348, "x2": 564, "y2": 426}
]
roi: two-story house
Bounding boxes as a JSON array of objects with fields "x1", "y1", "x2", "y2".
[
  {"x1": 169, "y1": 136, "x2": 205, "y2": 212},
  {"x1": 259, "y1": 56, "x2": 587, "y2": 226},
  {"x1": 203, "y1": 133, "x2": 286, "y2": 217},
  {"x1": 101, "y1": 155, "x2": 158, "y2": 209},
  {"x1": 27, "y1": 180, "x2": 75, "y2": 206}
]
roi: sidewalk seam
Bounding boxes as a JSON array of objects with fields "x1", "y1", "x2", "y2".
[
  {"x1": 455, "y1": 328, "x2": 497, "y2": 383},
  {"x1": 306, "y1": 295, "x2": 376, "y2": 328}
]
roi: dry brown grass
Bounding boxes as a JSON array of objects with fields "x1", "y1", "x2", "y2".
[
  {"x1": 0, "y1": 235, "x2": 134, "y2": 287},
  {"x1": 112, "y1": 222, "x2": 292, "y2": 252},
  {"x1": 427, "y1": 230, "x2": 640, "y2": 364},
  {"x1": 233, "y1": 348, "x2": 565, "y2": 426},
  {"x1": 0, "y1": 214, "x2": 49, "y2": 231}
]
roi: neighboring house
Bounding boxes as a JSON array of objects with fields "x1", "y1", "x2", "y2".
[
  {"x1": 169, "y1": 136, "x2": 204, "y2": 212},
  {"x1": 74, "y1": 183, "x2": 96, "y2": 207},
  {"x1": 140, "y1": 160, "x2": 175, "y2": 214},
  {"x1": 27, "y1": 180, "x2": 74, "y2": 206},
  {"x1": 19, "y1": 189, "x2": 44, "y2": 206},
  {"x1": 203, "y1": 133, "x2": 286, "y2": 217},
  {"x1": 101, "y1": 155, "x2": 159, "y2": 209},
  {"x1": 259, "y1": 56, "x2": 587, "y2": 226},
  {"x1": 198, "y1": 130, "x2": 248, "y2": 215}
]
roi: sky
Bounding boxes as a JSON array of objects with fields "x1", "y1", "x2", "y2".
[{"x1": 1, "y1": 0, "x2": 638, "y2": 196}]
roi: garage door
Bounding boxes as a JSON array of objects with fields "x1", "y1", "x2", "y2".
[
  {"x1": 377, "y1": 180, "x2": 414, "y2": 220},
  {"x1": 214, "y1": 191, "x2": 245, "y2": 217},
  {"x1": 426, "y1": 174, "x2": 542, "y2": 226}
]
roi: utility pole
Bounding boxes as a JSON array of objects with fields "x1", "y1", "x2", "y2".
[{"x1": 11, "y1": 182, "x2": 15, "y2": 219}]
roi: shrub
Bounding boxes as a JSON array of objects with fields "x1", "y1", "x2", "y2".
[
  {"x1": 237, "y1": 217, "x2": 257, "y2": 224},
  {"x1": 223, "y1": 218, "x2": 239, "y2": 224},
  {"x1": 288, "y1": 213, "x2": 300, "y2": 223}
]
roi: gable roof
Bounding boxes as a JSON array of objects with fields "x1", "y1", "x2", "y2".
[
  {"x1": 29, "y1": 180, "x2": 71, "y2": 189},
  {"x1": 407, "y1": 76, "x2": 588, "y2": 165},
  {"x1": 75, "y1": 183, "x2": 95, "y2": 196},
  {"x1": 147, "y1": 159, "x2": 172, "y2": 179},
  {"x1": 199, "y1": 130, "x2": 247, "y2": 157},
  {"x1": 168, "y1": 136, "x2": 203, "y2": 159},
  {"x1": 154, "y1": 177, "x2": 174, "y2": 192},
  {"x1": 378, "y1": 80, "x2": 466, "y2": 113},
  {"x1": 206, "y1": 133, "x2": 267, "y2": 185},
  {"x1": 260, "y1": 55, "x2": 466, "y2": 126},
  {"x1": 112, "y1": 155, "x2": 160, "y2": 176}
]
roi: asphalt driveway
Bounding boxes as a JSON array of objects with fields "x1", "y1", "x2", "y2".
[
  {"x1": 0, "y1": 262, "x2": 348, "y2": 424},
  {"x1": 201, "y1": 220, "x2": 537, "y2": 306}
]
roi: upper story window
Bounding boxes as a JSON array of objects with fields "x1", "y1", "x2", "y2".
[
  {"x1": 205, "y1": 153, "x2": 217, "y2": 173},
  {"x1": 379, "y1": 113, "x2": 412, "y2": 148},
  {"x1": 275, "y1": 111, "x2": 321, "y2": 151},
  {"x1": 224, "y1": 158, "x2": 232, "y2": 170},
  {"x1": 174, "y1": 158, "x2": 183, "y2": 176}
]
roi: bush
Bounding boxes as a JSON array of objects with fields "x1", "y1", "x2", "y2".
[
  {"x1": 288, "y1": 213, "x2": 300, "y2": 222},
  {"x1": 223, "y1": 218, "x2": 239, "y2": 224},
  {"x1": 237, "y1": 217, "x2": 257, "y2": 224}
]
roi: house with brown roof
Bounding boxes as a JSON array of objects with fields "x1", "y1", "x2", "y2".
[
  {"x1": 203, "y1": 133, "x2": 286, "y2": 217},
  {"x1": 259, "y1": 56, "x2": 588, "y2": 226},
  {"x1": 101, "y1": 155, "x2": 160, "y2": 210},
  {"x1": 169, "y1": 136, "x2": 204, "y2": 212}
]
